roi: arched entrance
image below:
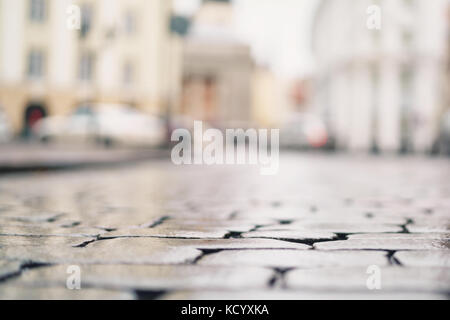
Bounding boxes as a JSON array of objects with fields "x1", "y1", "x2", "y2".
[{"x1": 23, "y1": 103, "x2": 47, "y2": 138}]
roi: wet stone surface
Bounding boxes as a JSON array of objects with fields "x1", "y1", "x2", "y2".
[
  {"x1": 0, "y1": 153, "x2": 449, "y2": 299},
  {"x1": 313, "y1": 238, "x2": 449, "y2": 251},
  {"x1": 8, "y1": 264, "x2": 274, "y2": 292},
  {"x1": 197, "y1": 250, "x2": 389, "y2": 268},
  {"x1": 285, "y1": 266, "x2": 450, "y2": 293}
]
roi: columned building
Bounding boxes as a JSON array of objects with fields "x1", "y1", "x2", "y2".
[{"x1": 311, "y1": 0, "x2": 449, "y2": 153}]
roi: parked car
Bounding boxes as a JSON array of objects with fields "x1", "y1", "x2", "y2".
[
  {"x1": 280, "y1": 113, "x2": 329, "y2": 149},
  {"x1": 433, "y1": 109, "x2": 450, "y2": 155},
  {"x1": 35, "y1": 104, "x2": 167, "y2": 147},
  {"x1": 0, "y1": 106, "x2": 12, "y2": 143}
]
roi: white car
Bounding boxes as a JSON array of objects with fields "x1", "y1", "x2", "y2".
[
  {"x1": 0, "y1": 107, "x2": 12, "y2": 143},
  {"x1": 434, "y1": 110, "x2": 450, "y2": 155},
  {"x1": 35, "y1": 104, "x2": 167, "y2": 147}
]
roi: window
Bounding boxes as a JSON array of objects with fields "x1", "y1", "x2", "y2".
[
  {"x1": 400, "y1": 66, "x2": 414, "y2": 152},
  {"x1": 402, "y1": 30, "x2": 414, "y2": 53},
  {"x1": 401, "y1": 67, "x2": 414, "y2": 103},
  {"x1": 79, "y1": 53, "x2": 94, "y2": 81},
  {"x1": 80, "y1": 5, "x2": 93, "y2": 38},
  {"x1": 27, "y1": 50, "x2": 44, "y2": 79},
  {"x1": 124, "y1": 11, "x2": 137, "y2": 35},
  {"x1": 403, "y1": 0, "x2": 416, "y2": 8},
  {"x1": 29, "y1": 0, "x2": 46, "y2": 22},
  {"x1": 370, "y1": 65, "x2": 380, "y2": 151},
  {"x1": 123, "y1": 62, "x2": 134, "y2": 85}
]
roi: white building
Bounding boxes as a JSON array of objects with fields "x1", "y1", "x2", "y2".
[{"x1": 311, "y1": 0, "x2": 449, "y2": 153}]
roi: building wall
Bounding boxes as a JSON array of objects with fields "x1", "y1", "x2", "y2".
[
  {"x1": 181, "y1": 41, "x2": 253, "y2": 127},
  {"x1": 252, "y1": 67, "x2": 280, "y2": 128},
  {"x1": 0, "y1": 0, "x2": 178, "y2": 135},
  {"x1": 178, "y1": 0, "x2": 254, "y2": 128},
  {"x1": 312, "y1": 0, "x2": 448, "y2": 153}
]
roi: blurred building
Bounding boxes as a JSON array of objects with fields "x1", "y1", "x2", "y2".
[
  {"x1": 0, "y1": 0, "x2": 179, "y2": 136},
  {"x1": 251, "y1": 66, "x2": 283, "y2": 128},
  {"x1": 447, "y1": 4, "x2": 450, "y2": 111},
  {"x1": 176, "y1": 0, "x2": 254, "y2": 129},
  {"x1": 311, "y1": 0, "x2": 449, "y2": 153}
]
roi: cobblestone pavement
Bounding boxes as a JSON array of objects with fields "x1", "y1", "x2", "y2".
[{"x1": 0, "y1": 153, "x2": 449, "y2": 299}]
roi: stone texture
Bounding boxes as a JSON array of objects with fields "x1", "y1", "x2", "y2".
[
  {"x1": 407, "y1": 222, "x2": 450, "y2": 233},
  {"x1": 198, "y1": 250, "x2": 389, "y2": 268},
  {"x1": 162, "y1": 290, "x2": 447, "y2": 300},
  {"x1": 103, "y1": 227, "x2": 229, "y2": 239},
  {"x1": 0, "y1": 225, "x2": 104, "y2": 238},
  {"x1": 395, "y1": 251, "x2": 450, "y2": 267},
  {"x1": 241, "y1": 230, "x2": 336, "y2": 241},
  {"x1": 348, "y1": 233, "x2": 450, "y2": 240},
  {"x1": 276, "y1": 221, "x2": 403, "y2": 234},
  {"x1": 285, "y1": 267, "x2": 450, "y2": 293},
  {"x1": 0, "y1": 235, "x2": 96, "y2": 247},
  {"x1": 9, "y1": 264, "x2": 274, "y2": 291},
  {"x1": 0, "y1": 238, "x2": 203, "y2": 265},
  {"x1": 0, "y1": 260, "x2": 22, "y2": 280},
  {"x1": 0, "y1": 286, "x2": 135, "y2": 300},
  {"x1": 0, "y1": 153, "x2": 449, "y2": 299},
  {"x1": 0, "y1": 212, "x2": 66, "y2": 224},
  {"x1": 180, "y1": 238, "x2": 310, "y2": 250},
  {"x1": 314, "y1": 239, "x2": 449, "y2": 251}
]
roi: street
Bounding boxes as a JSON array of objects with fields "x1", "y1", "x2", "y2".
[{"x1": 0, "y1": 153, "x2": 449, "y2": 299}]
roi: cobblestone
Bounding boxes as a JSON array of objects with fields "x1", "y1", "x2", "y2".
[
  {"x1": 0, "y1": 235, "x2": 96, "y2": 247},
  {"x1": 197, "y1": 250, "x2": 389, "y2": 268},
  {"x1": 0, "y1": 260, "x2": 22, "y2": 280},
  {"x1": 285, "y1": 266, "x2": 450, "y2": 293},
  {"x1": 241, "y1": 230, "x2": 336, "y2": 241},
  {"x1": 314, "y1": 238, "x2": 449, "y2": 251},
  {"x1": 162, "y1": 290, "x2": 448, "y2": 300},
  {"x1": 256, "y1": 221, "x2": 403, "y2": 234},
  {"x1": 8, "y1": 264, "x2": 274, "y2": 292},
  {"x1": 395, "y1": 251, "x2": 450, "y2": 267},
  {"x1": 0, "y1": 153, "x2": 448, "y2": 299},
  {"x1": 0, "y1": 286, "x2": 135, "y2": 300}
]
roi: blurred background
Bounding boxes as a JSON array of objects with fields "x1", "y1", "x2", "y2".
[{"x1": 0, "y1": 0, "x2": 449, "y2": 157}]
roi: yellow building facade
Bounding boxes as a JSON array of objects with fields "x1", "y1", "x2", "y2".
[{"x1": 0, "y1": 0, "x2": 179, "y2": 135}]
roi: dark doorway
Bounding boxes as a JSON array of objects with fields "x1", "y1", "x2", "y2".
[{"x1": 23, "y1": 103, "x2": 47, "y2": 138}]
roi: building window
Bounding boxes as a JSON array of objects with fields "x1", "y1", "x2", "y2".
[
  {"x1": 123, "y1": 62, "x2": 134, "y2": 85},
  {"x1": 80, "y1": 5, "x2": 93, "y2": 38},
  {"x1": 29, "y1": 0, "x2": 46, "y2": 22},
  {"x1": 27, "y1": 50, "x2": 44, "y2": 79},
  {"x1": 124, "y1": 11, "x2": 137, "y2": 35},
  {"x1": 402, "y1": 30, "x2": 414, "y2": 53},
  {"x1": 370, "y1": 65, "x2": 380, "y2": 152},
  {"x1": 403, "y1": 0, "x2": 416, "y2": 9},
  {"x1": 400, "y1": 66, "x2": 414, "y2": 152},
  {"x1": 79, "y1": 53, "x2": 94, "y2": 81}
]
